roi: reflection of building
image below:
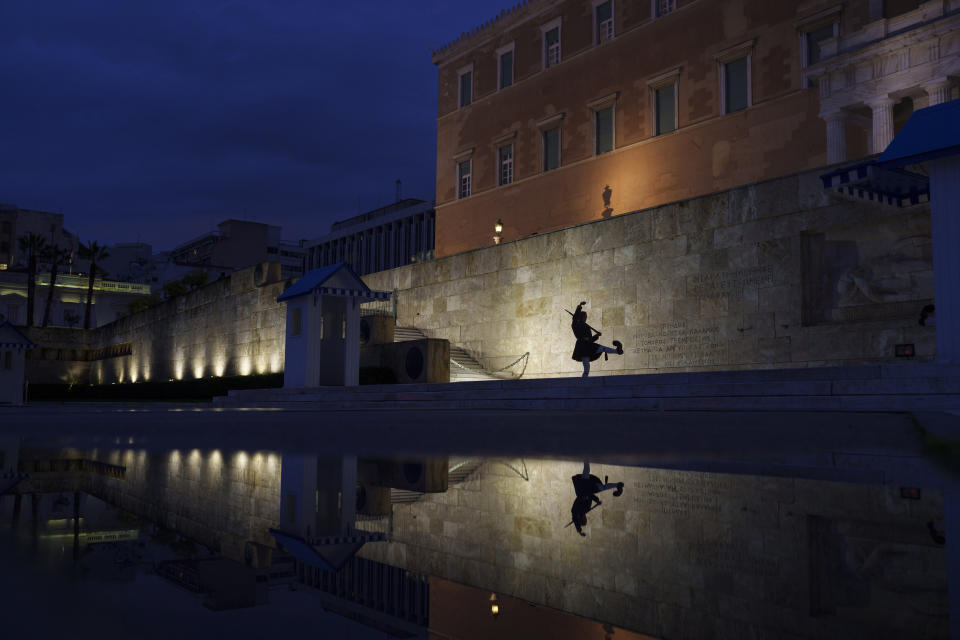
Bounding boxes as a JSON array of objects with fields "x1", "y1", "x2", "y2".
[
  {"x1": 303, "y1": 199, "x2": 435, "y2": 275},
  {"x1": 170, "y1": 219, "x2": 305, "y2": 280},
  {"x1": 430, "y1": 0, "x2": 960, "y2": 256}
]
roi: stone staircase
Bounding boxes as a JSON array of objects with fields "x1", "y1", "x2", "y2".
[
  {"x1": 218, "y1": 362, "x2": 960, "y2": 412},
  {"x1": 394, "y1": 326, "x2": 500, "y2": 382},
  {"x1": 391, "y1": 457, "x2": 483, "y2": 504}
]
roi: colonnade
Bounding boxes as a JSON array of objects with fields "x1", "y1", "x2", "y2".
[{"x1": 307, "y1": 210, "x2": 435, "y2": 276}]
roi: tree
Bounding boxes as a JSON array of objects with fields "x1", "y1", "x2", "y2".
[
  {"x1": 161, "y1": 279, "x2": 189, "y2": 299},
  {"x1": 78, "y1": 241, "x2": 110, "y2": 330},
  {"x1": 41, "y1": 246, "x2": 68, "y2": 327},
  {"x1": 17, "y1": 233, "x2": 47, "y2": 327},
  {"x1": 181, "y1": 270, "x2": 209, "y2": 290}
]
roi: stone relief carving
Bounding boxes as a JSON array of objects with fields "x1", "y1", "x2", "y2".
[{"x1": 835, "y1": 236, "x2": 932, "y2": 306}]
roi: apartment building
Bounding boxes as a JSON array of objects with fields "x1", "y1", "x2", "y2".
[
  {"x1": 431, "y1": 0, "x2": 959, "y2": 256},
  {"x1": 169, "y1": 219, "x2": 306, "y2": 280}
]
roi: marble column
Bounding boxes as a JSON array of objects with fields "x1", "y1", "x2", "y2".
[
  {"x1": 924, "y1": 80, "x2": 953, "y2": 106},
  {"x1": 824, "y1": 111, "x2": 847, "y2": 164},
  {"x1": 869, "y1": 97, "x2": 895, "y2": 155}
]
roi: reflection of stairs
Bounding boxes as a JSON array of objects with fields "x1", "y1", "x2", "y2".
[
  {"x1": 391, "y1": 458, "x2": 482, "y2": 504},
  {"x1": 394, "y1": 326, "x2": 499, "y2": 382}
]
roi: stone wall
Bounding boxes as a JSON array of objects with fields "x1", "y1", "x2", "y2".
[
  {"x1": 17, "y1": 446, "x2": 282, "y2": 565},
  {"x1": 25, "y1": 262, "x2": 287, "y2": 385},
  {"x1": 364, "y1": 168, "x2": 936, "y2": 378},
  {"x1": 359, "y1": 459, "x2": 949, "y2": 640}
]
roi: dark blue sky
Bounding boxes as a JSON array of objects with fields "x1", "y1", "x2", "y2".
[{"x1": 1, "y1": 1, "x2": 507, "y2": 250}]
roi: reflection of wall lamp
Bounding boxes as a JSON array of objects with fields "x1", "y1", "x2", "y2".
[
  {"x1": 489, "y1": 592, "x2": 500, "y2": 618},
  {"x1": 493, "y1": 219, "x2": 504, "y2": 245}
]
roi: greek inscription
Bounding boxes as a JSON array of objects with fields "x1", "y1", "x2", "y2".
[
  {"x1": 686, "y1": 265, "x2": 774, "y2": 298},
  {"x1": 633, "y1": 320, "x2": 728, "y2": 366},
  {"x1": 634, "y1": 473, "x2": 725, "y2": 516}
]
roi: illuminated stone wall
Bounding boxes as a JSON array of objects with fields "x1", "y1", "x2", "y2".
[
  {"x1": 17, "y1": 446, "x2": 282, "y2": 564},
  {"x1": 364, "y1": 168, "x2": 936, "y2": 377},
  {"x1": 359, "y1": 459, "x2": 948, "y2": 639},
  {"x1": 25, "y1": 262, "x2": 287, "y2": 385}
]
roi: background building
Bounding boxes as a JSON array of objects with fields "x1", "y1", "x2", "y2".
[
  {"x1": 169, "y1": 219, "x2": 305, "y2": 280},
  {"x1": 430, "y1": 0, "x2": 959, "y2": 256},
  {"x1": 0, "y1": 203, "x2": 74, "y2": 271},
  {"x1": 304, "y1": 199, "x2": 435, "y2": 275}
]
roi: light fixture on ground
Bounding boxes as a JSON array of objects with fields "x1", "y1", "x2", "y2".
[
  {"x1": 489, "y1": 592, "x2": 500, "y2": 618},
  {"x1": 493, "y1": 219, "x2": 504, "y2": 244}
]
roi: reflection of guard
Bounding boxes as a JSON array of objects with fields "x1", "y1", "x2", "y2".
[{"x1": 570, "y1": 462, "x2": 623, "y2": 537}]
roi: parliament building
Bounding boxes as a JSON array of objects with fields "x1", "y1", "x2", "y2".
[{"x1": 431, "y1": 0, "x2": 959, "y2": 256}]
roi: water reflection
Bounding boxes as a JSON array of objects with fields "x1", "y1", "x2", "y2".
[{"x1": 0, "y1": 437, "x2": 950, "y2": 640}]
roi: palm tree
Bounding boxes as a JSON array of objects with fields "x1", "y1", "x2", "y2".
[
  {"x1": 17, "y1": 233, "x2": 47, "y2": 327},
  {"x1": 79, "y1": 241, "x2": 110, "y2": 329},
  {"x1": 41, "y1": 246, "x2": 68, "y2": 327}
]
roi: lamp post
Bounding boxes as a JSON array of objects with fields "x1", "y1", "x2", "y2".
[{"x1": 493, "y1": 219, "x2": 504, "y2": 245}]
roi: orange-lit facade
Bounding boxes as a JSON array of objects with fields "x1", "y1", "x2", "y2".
[{"x1": 431, "y1": 0, "x2": 947, "y2": 257}]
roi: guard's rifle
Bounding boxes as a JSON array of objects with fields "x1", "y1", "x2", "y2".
[
  {"x1": 563, "y1": 501, "x2": 602, "y2": 528},
  {"x1": 563, "y1": 307, "x2": 601, "y2": 337}
]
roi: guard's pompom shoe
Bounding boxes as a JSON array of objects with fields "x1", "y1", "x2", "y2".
[
  {"x1": 613, "y1": 482, "x2": 624, "y2": 497},
  {"x1": 612, "y1": 340, "x2": 623, "y2": 355}
]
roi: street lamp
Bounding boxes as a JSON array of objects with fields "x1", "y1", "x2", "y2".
[{"x1": 493, "y1": 219, "x2": 504, "y2": 245}]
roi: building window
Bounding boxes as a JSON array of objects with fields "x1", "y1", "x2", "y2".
[
  {"x1": 723, "y1": 57, "x2": 750, "y2": 113},
  {"x1": 458, "y1": 159, "x2": 472, "y2": 198},
  {"x1": 498, "y1": 144, "x2": 514, "y2": 186},
  {"x1": 653, "y1": 79, "x2": 677, "y2": 135},
  {"x1": 596, "y1": 1, "x2": 614, "y2": 44},
  {"x1": 805, "y1": 24, "x2": 834, "y2": 66},
  {"x1": 3, "y1": 351, "x2": 12, "y2": 370},
  {"x1": 458, "y1": 64, "x2": 473, "y2": 108},
  {"x1": 653, "y1": 0, "x2": 676, "y2": 17},
  {"x1": 497, "y1": 43, "x2": 514, "y2": 90},
  {"x1": 542, "y1": 19, "x2": 561, "y2": 69},
  {"x1": 595, "y1": 107, "x2": 614, "y2": 154},
  {"x1": 543, "y1": 127, "x2": 561, "y2": 171},
  {"x1": 0, "y1": 221, "x2": 10, "y2": 234}
]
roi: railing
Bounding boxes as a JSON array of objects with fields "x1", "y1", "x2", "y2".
[
  {"x1": 297, "y1": 556, "x2": 429, "y2": 627},
  {"x1": 359, "y1": 289, "x2": 397, "y2": 318},
  {"x1": 35, "y1": 274, "x2": 151, "y2": 295},
  {"x1": 18, "y1": 458, "x2": 126, "y2": 479}
]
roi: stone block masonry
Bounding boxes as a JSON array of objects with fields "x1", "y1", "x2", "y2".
[
  {"x1": 25, "y1": 262, "x2": 287, "y2": 385},
  {"x1": 364, "y1": 167, "x2": 936, "y2": 378},
  {"x1": 358, "y1": 459, "x2": 949, "y2": 640}
]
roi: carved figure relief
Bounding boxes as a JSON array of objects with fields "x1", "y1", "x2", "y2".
[{"x1": 835, "y1": 236, "x2": 932, "y2": 306}]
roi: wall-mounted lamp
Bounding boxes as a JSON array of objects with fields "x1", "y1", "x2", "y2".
[
  {"x1": 489, "y1": 592, "x2": 500, "y2": 618},
  {"x1": 493, "y1": 219, "x2": 504, "y2": 245}
]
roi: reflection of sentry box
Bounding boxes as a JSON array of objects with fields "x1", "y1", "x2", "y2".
[
  {"x1": 278, "y1": 455, "x2": 358, "y2": 539},
  {"x1": 277, "y1": 263, "x2": 391, "y2": 388}
]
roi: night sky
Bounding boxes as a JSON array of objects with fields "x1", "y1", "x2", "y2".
[{"x1": 2, "y1": 1, "x2": 508, "y2": 250}]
